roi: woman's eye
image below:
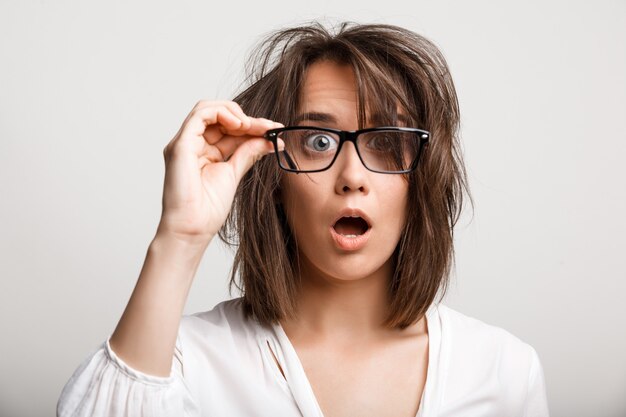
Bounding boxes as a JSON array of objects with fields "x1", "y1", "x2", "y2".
[
  {"x1": 305, "y1": 134, "x2": 338, "y2": 152},
  {"x1": 367, "y1": 135, "x2": 392, "y2": 151}
]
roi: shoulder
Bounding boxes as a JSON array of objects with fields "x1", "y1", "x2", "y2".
[
  {"x1": 438, "y1": 304, "x2": 534, "y2": 359},
  {"x1": 434, "y1": 304, "x2": 547, "y2": 413},
  {"x1": 177, "y1": 297, "x2": 264, "y2": 351},
  {"x1": 184, "y1": 297, "x2": 246, "y2": 323}
]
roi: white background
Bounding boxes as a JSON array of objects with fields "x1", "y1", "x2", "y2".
[{"x1": 1, "y1": 1, "x2": 624, "y2": 416}]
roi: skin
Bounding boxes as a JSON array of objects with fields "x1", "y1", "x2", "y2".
[
  {"x1": 278, "y1": 60, "x2": 429, "y2": 417},
  {"x1": 109, "y1": 101, "x2": 283, "y2": 377},
  {"x1": 107, "y1": 58, "x2": 427, "y2": 416}
]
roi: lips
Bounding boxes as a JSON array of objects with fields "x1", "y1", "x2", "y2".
[
  {"x1": 331, "y1": 208, "x2": 373, "y2": 235},
  {"x1": 330, "y1": 208, "x2": 372, "y2": 251}
]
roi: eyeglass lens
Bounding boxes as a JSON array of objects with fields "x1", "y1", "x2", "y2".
[{"x1": 275, "y1": 128, "x2": 422, "y2": 173}]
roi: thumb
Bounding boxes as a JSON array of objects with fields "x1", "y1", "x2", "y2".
[{"x1": 227, "y1": 137, "x2": 277, "y2": 183}]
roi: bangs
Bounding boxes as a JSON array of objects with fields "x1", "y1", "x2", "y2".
[
  {"x1": 289, "y1": 39, "x2": 425, "y2": 130},
  {"x1": 283, "y1": 39, "x2": 424, "y2": 130},
  {"x1": 352, "y1": 58, "x2": 422, "y2": 130}
]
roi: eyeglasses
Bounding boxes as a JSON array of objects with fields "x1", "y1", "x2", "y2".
[{"x1": 264, "y1": 126, "x2": 430, "y2": 174}]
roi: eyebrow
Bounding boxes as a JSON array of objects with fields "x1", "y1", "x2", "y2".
[{"x1": 293, "y1": 112, "x2": 409, "y2": 126}]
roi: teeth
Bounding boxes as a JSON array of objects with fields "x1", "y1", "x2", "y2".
[{"x1": 341, "y1": 234, "x2": 358, "y2": 238}]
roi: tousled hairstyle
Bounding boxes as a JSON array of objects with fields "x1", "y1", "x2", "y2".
[{"x1": 218, "y1": 21, "x2": 472, "y2": 329}]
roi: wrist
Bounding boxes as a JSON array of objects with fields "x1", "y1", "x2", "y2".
[
  {"x1": 155, "y1": 220, "x2": 215, "y2": 248},
  {"x1": 149, "y1": 229, "x2": 212, "y2": 266}
]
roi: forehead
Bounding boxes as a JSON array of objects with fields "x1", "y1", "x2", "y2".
[
  {"x1": 298, "y1": 61, "x2": 357, "y2": 110},
  {"x1": 297, "y1": 60, "x2": 407, "y2": 126}
]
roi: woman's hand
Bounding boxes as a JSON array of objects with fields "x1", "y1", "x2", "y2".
[{"x1": 156, "y1": 100, "x2": 283, "y2": 245}]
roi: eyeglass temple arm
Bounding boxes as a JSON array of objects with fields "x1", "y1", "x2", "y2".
[
  {"x1": 283, "y1": 152, "x2": 297, "y2": 170},
  {"x1": 266, "y1": 136, "x2": 298, "y2": 170},
  {"x1": 410, "y1": 140, "x2": 428, "y2": 171}
]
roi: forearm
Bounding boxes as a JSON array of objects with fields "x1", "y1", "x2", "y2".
[{"x1": 109, "y1": 232, "x2": 210, "y2": 377}]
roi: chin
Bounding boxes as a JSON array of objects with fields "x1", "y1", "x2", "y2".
[
  {"x1": 294, "y1": 226, "x2": 399, "y2": 283},
  {"x1": 302, "y1": 249, "x2": 393, "y2": 284},
  {"x1": 326, "y1": 266, "x2": 376, "y2": 282}
]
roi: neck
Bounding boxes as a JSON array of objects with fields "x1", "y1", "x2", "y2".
[{"x1": 281, "y1": 253, "x2": 398, "y2": 344}]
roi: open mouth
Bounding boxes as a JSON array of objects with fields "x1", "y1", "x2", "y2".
[{"x1": 332, "y1": 216, "x2": 370, "y2": 237}]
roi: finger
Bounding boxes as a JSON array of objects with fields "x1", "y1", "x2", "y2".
[
  {"x1": 202, "y1": 118, "x2": 283, "y2": 146},
  {"x1": 189, "y1": 101, "x2": 283, "y2": 131},
  {"x1": 180, "y1": 106, "x2": 244, "y2": 148},
  {"x1": 245, "y1": 118, "x2": 284, "y2": 136},
  {"x1": 203, "y1": 116, "x2": 274, "y2": 137},
  {"x1": 227, "y1": 137, "x2": 276, "y2": 183},
  {"x1": 212, "y1": 135, "x2": 249, "y2": 160},
  {"x1": 205, "y1": 102, "x2": 283, "y2": 134},
  {"x1": 214, "y1": 135, "x2": 285, "y2": 161},
  {"x1": 221, "y1": 102, "x2": 252, "y2": 131},
  {"x1": 191, "y1": 100, "x2": 252, "y2": 132},
  {"x1": 191, "y1": 100, "x2": 246, "y2": 119},
  {"x1": 217, "y1": 116, "x2": 282, "y2": 137}
]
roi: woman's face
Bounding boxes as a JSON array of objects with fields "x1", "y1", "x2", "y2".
[{"x1": 279, "y1": 60, "x2": 409, "y2": 284}]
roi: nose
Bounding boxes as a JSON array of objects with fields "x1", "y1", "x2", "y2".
[{"x1": 333, "y1": 141, "x2": 369, "y2": 195}]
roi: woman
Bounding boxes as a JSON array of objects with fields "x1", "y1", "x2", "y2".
[{"x1": 57, "y1": 21, "x2": 549, "y2": 417}]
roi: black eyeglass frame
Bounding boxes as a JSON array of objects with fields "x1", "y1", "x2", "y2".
[{"x1": 264, "y1": 126, "x2": 430, "y2": 174}]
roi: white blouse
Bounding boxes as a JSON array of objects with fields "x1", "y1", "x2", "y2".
[{"x1": 57, "y1": 298, "x2": 550, "y2": 416}]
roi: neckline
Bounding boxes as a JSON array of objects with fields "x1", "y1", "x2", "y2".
[{"x1": 269, "y1": 303, "x2": 439, "y2": 417}]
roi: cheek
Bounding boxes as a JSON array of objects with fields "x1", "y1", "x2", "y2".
[{"x1": 380, "y1": 180, "x2": 409, "y2": 225}]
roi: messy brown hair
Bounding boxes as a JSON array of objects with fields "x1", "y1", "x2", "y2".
[{"x1": 218, "y1": 21, "x2": 472, "y2": 329}]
